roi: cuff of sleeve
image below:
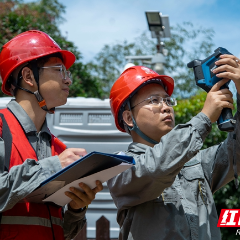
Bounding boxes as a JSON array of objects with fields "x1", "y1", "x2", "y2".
[
  {"x1": 67, "y1": 204, "x2": 88, "y2": 213},
  {"x1": 39, "y1": 156, "x2": 62, "y2": 179},
  {"x1": 190, "y1": 112, "x2": 212, "y2": 141},
  {"x1": 64, "y1": 204, "x2": 87, "y2": 221}
]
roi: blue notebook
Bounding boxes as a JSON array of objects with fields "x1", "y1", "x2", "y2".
[
  {"x1": 26, "y1": 151, "x2": 135, "y2": 203},
  {"x1": 40, "y1": 151, "x2": 135, "y2": 187}
]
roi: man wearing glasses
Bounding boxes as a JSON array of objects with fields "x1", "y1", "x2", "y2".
[
  {"x1": 0, "y1": 30, "x2": 103, "y2": 240},
  {"x1": 108, "y1": 63, "x2": 240, "y2": 240}
]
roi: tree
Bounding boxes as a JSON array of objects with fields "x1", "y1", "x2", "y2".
[
  {"x1": 0, "y1": 0, "x2": 103, "y2": 98},
  {"x1": 175, "y1": 91, "x2": 239, "y2": 240},
  {"x1": 174, "y1": 91, "x2": 228, "y2": 149},
  {"x1": 88, "y1": 22, "x2": 215, "y2": 98}
]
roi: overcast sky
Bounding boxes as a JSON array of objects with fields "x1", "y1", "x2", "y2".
[{"x1": 52, "y1": 0, "x2": 240, "y2": 64}]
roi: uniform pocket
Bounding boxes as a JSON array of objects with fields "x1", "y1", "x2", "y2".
[
  {"x1": 181, "y1": 164, "x2": 209, "y2": 206},
  {"x1": 162, "y1": 185, "x2": 178, "y2": 203},
  {"x1": 181, "y1": 164, "x2": 205, "y2": 180}
]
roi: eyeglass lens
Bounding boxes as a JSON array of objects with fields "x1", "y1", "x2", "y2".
[
  {"x1": 61, "y1": 66, "x2": 72, "y2": 82},
  {"x1": 151, "y1": 96, "x2": 176, "y2": 106},
  {"x1": 41, "y1": 65, "x2": 72, "y2": 84}
]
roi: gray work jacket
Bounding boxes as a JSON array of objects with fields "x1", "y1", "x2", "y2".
[
  {"x1": 0, "y1": 100, "x2": 86, "y2": 240},
  {"x1": 108, "y1": 96, "x2": 240, "y2": 240}
]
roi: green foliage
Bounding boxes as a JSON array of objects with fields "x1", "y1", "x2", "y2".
[
  {"x1": 86, "y1": 41, "x2": 137, "y2": 95},
  {"x1": 70, "y1": 62, "x2": 103, "y2": 98},
  {"x1": 88, "y1": 22, "x2": 215, "y2": 98},
  {"x1": 165, "y1": 22, "x2": 215, "y2": 98},
  {"x1": 0, "y1": 0, "x2": 66, "y2": 49},
  {"x1": 174, "y1": 91, "x2": 206, "y2": 124},
  {"x1": 174, "y1": 91, "x2": 228, "y2": 149},
  {"x1": 175, "y1": 92, "x2": 239, "y2": 240},
  {"x1": 0, "y1": 0, "x2": 102, "y2": 98}
]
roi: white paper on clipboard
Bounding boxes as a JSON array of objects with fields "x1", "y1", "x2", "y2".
[{"x1": 43, "y1": 162, "x2": 132, "y2": 206}]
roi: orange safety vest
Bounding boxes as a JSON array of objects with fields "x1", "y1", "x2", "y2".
[{"x1": 0, "y1": 108, "x2": 67, "y2": 240}]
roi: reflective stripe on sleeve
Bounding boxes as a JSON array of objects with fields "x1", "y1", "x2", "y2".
[{"x1": 1, "y1": 216, "x2": 63, "y2": 228}]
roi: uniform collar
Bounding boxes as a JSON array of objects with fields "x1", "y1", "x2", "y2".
[
  {"x1": 127, "y1": 142, "x2": 151, "y2": 154},
  {"x1": 7, "y1": 99, "x2": 51, "y2": 139}
]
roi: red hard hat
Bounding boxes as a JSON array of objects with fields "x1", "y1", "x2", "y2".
[
  {"x1": 0, "y1": 30, "x2": 76, "y2": 96},
  {"x1": 110, "y1": 66, "x2": 174, "y2": 132}
]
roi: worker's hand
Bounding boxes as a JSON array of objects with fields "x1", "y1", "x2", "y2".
[
  {"x1": 58, "y1": 148, "x2": 87, "y2": 168},
  {"x1": 65, "y1": 181, "x2": 103, "y2": 210},
  {"x1": 212, "y1": 54, "x2": 240, "y2": 94},
  {"x1": 201, "y1": 78, "x2": 234, "y2": 123}
]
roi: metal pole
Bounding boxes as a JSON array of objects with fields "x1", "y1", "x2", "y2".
[{"x1": 157, "y1": 35, "x2": 161, "y2": 53}]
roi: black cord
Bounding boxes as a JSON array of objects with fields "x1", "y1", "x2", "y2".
[
  {"x1": 46, "y1": 203, "x2": 56, "y2": 240},
  {"x1": 233, "y1": 133, "x2": 239, "y2": 189}
]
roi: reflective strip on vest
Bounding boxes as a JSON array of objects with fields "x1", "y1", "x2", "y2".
[{"x1": 1, "y1": 216, "x2": 63, "y2": 228}]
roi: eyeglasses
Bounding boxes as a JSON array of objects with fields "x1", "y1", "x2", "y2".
[
  {"x1": 131, "y1": 95, "x2": 177, "y2": 109},
  {"x1": 41, "y1": 65, "x2": 72, "y2": 84}
]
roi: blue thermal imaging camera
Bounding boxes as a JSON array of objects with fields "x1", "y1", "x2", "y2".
[{"x1": 187, "y1": 47, "x2": 235, "y2": 132}]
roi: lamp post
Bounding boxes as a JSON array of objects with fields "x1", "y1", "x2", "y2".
[
  {"x1": 145, "y1": 11, "x2": 171, "y2": 53},
  {"x1": 123, "y1": 11, "x2": 171, "y2": 75}
]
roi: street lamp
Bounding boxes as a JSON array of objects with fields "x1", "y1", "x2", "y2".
[
  {"x1": 145, "y1": 12, "x2": 171, "y2": 40},
  {"x1": 145, "y1": 11, "x2": 163, "y2": 33},
  {"x1": 145, "y1": 11, "x2": 171, "y2": 55},
  {"x1": 123, "y1": 11, "x2": 171, "y2": 75}
]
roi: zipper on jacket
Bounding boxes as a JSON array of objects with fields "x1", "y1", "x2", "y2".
[{"x1": 198, "y1": 180, "x2": 207, "y2": 206}]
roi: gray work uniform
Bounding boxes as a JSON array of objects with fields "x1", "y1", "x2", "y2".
[
  {"x1": 0, "y1": 100, "x2": 86, "y2": 240},
  {"x1": 107, "y1": 94, "x2": 240, "y2": 240}
]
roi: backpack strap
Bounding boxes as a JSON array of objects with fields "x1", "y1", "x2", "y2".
[{"x1": 0, "y1": 113, "x2": 12, "y2": 172}]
